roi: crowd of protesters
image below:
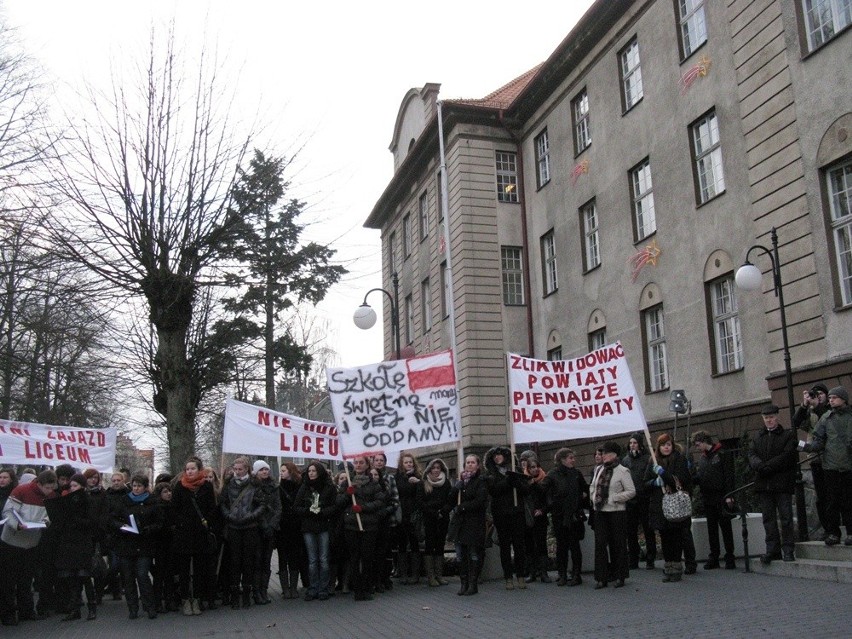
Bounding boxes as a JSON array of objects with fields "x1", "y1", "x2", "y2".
[{"x1": 1, "y1": 386, "x2": 849, "y2": 624}]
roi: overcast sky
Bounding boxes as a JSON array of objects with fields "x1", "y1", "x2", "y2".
[{"x1": 5, "y1": 0, "x2": 595, "y2": 370}]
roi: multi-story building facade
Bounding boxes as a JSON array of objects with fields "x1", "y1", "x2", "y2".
[{"x1": 364, "y1": 0, "x2": 851, "y2": 472}]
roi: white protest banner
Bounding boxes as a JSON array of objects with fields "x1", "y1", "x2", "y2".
[
  {"x1": 508, "y1": 342, "x2": 646, "y2": 444},
  {"x1": 0, "y1": 419, "x2": 117, "y2": 471},
  {"x1": 326, "y1": 349, "x2": 461, "y2": 459},
  {"x1": 222, "y1": 399, "x2": 342, "y2": 461}
]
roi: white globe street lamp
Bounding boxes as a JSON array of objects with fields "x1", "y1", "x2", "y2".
[{"x1": 352, "y1": 272, "x2": 401, "y2": 360}]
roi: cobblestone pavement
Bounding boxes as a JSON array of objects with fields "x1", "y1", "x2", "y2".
[{"x1": 4, "y1": 564, "x2": 850, "y2": 639}]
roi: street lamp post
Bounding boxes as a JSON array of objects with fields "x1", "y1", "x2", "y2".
[
  {"x1": 735, "y1": 227, "x2": 808, "y2": 541},
  {"x1": 353, "y1": 271, "x2": 401, "y2": 360}
]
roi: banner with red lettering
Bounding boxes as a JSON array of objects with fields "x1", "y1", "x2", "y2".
[
  {"x1": 508, "y1": 342, "x2": 647, "y2": 444},
  {"x1": 0, "y1": 419, "x2": 117, "y2": 471},
  {"x1": 222, "y1": 399, "x2": 342, "y2": 461},
  {"x1": 326, "y1": 349, "x2": 461, "y2": 459}
]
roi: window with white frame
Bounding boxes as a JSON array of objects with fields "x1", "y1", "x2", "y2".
[
  {"x1": 827, "y1": 159, "x2": 852, "y2": 305},
  {"x1": 535, "y1": 129, "x2": 550, "y2": 188},
  {"x1": 678, "y1": 0, "x2": 708, "y2": 58},
  {"x1": 501, "y1": 246, "x2": 525, "y2": 306},
  {"x1": 404, "y1": 293, "x2": 414, "y2": 345},
  {"x1": 709, "y1": 276, "x2": 743, "y2": 373},
  {"x1": 692, "y1": 110, "x2": 725, "y2": 204},
  {"x1": 388, "y1": 231, "x2": 397, "y2": 274},
  {"x1": 631, "y1": 159, "x2": 656, "y2": 241},
  {"x1": 541, "y1": 231, "x2": 558, "y2": 295},
  {"x1": 620, "y1": 39, "x2": 643, "y2": 110},
  {"x1": 572, "y1": 89, "x2": 591, "y2": 154},
  {"x1": 440, "y1": 261, "x2": 450, "y2": 318},
  {"x1": 421, "y1": 278, "x2": 432, "y2": 333},
  {"x1": 402, "y1": 213, "x2": 411, "y2": 258},
  {"x1": 643, "y1": 305, "x2": 669, "y2": 391},
  {"x1": 802, "y1": 0, "x2": 852, "y2": 51},
  {"x1": 581, "y1": 200, "x2": 600, "y2": 271},
  {"x1": 496, "y1": 151, "x2": 519, "y2": 203},
  {"x1": 418, "y1": 191, "x2": 428, "y2": 242},
  {"x1": 589, "y1": 328, "x2": 607, "y2": 352},
  {"x1": 547, "y1": 346, "x2": 562, "y2": 361}
]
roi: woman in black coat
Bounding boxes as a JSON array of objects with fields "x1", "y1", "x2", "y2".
[
  {"x1": 109, "y1": 474, "x2": 163, "y2": 619},
  {"x1": 54, "y1": 474, "x2": 97, "y2": 621},
  {"x1": 394, "y1": 452, "x2": 423, "y2": 585},
  {"x1": 545, "y1": 448, "x2": 589, "y2": 586},
  {"x1": 645, "y1": 433, "x2": 693, "y2": 583},
  {"x1": 276, "y1": 462, "x2": 306, "y2": 600},
  {"x1": 293, "y1": 461, "x2": 338, "y2": 601},
  {"x1": 170, "y1": 456, "x2": 218, "y2": 615},
  {"x1": 448, "y1": 454, "x2": 488, "y2": 596},
  {"x1": 416, "y1": 458, "x2": 452, "y2": 587}
]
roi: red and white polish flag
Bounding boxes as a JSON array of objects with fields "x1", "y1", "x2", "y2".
[{"x1": 406, "y1": 350, "x2": 456, "y2": 391}]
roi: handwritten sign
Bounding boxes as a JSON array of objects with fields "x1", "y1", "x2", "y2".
[
  {"x1": 326, "y1": 350, "x2": 461, "y2": 459},
  {"x1": 0, "y1": 419, "x2": 117, "y2": 471},
  {"x1": 223, "y1": 399, "x2": 342, "y2": 461},
  {"x1": 508, "y1": 342, "x2": 646, "y2": 444}
]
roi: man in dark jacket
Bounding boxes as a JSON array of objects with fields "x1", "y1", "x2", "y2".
[
  {"x1": 801, "y1": 386, "x2": 852, "y2": 546},
  {"x1": 622, "y1": 433, "x2": 655, "y2": 569},
  {"x1": 793, "y1": 383, "x2": 832, "y2": 538},
  {"x1": 485, "y1": 446, "x2": 529, "y2": 590},
  {"x1": 692, "y1": 430, "x2": 736, "y2": 569},
  {"x1": 545, "y1": 448, "x2": 589, "y2": 585},
  {"x1": 748, "y1": 404, "x2": 798, "y2": 563}
]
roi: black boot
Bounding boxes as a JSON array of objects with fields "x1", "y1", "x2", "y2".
[
  {"x1": 463, "y1": 558, "x2": 479, "y2": 596},
  {"x1": 568, "y1": 569, "x2": 582, "y2": 586},
  {"x1": 231, "y1": 588, "x2": 241, "y2": 610},
  {"x1": 457, "y1": 555, "x2": 469, "y2": 595},
  {"x1": 61, "y1": 608, "x2": 82, "y2": 621},
  {"x1": 556, "y1": 572, "x2": 568, "y2": 586},
  {"x1": 539, "y1": 557, "x2": 552, "y2": 583},
  {"x1": 86, "y1": 604, "x2": 97, "y2": 621}
]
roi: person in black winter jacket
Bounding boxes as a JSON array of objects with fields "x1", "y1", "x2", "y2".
[
  {"x1": 276, "y1": 462, "x2": 307, "y2": 600},
  {"x1": 220, "y1": 457, "x2": 266, "y2": 609},
  {"x1": 394, "y1": 452, "x2": 423, "y2": 585},
  {"x1": 54, "y1": 474, "x2": 98, "y2": 621},
  {"x1": 622, "y1": 433, "x2": 656, "y2": 570},
  {"x1": 251, "y1": 460, "x2": 281, "y2": 605},
  {"x1": 293, "y1": 462, "x2": 338, "y2": 601},
  {"x1": 747, "y1": 404, "x2": 798, "y2": 563},
  {"x1": 449, "y1": 454, "x2": 489, "y2": 596},
  {"x1": 691, "y1": 430, "x2": 736, "y2": 569},
  {"x1": 109, "y1": 474, "x2": 163, "y2": 620},
  {"x1": 484, "y1": 446, "x2": 529, "y2": 590},
  {"x1": 544, "y1": 448, "x2": 589, "y2": 586},
  {"x1": 416, "y1": 458, "x2": 452, "y2": 587},
  {"x1": 645, "y1": 433, "x2": 692, "y2": 583},
  {"x1": 337, "y1": 455, "x2": 387, "y2": 601}
]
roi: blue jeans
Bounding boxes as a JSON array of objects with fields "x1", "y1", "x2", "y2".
[{"x1": 303, "y1": 531, "x2": 330, "y2": 596}]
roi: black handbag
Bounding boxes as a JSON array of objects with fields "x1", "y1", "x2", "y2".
[{"x1": 190, "y1": 495, "x2": 219, "y2": 553}]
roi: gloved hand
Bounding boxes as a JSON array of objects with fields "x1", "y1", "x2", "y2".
[
  {"x1": 653, "y1": 477, "x2": 664, "y2": 487},
  {"x1": 351, "y1": 504, "x2": 362, "y2": 514},
  {"x1": 653, "y1": 464, "x2": 664, "y2": 476},
  {"x1": 346, "y1": 485, "x2": 356, "y2": 495}
]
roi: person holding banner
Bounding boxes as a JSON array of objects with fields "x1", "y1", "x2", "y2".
[
  {"x1": 544, "y1": 448, "x2": 589, "y2": 587},
  {"x1": 417, "y1": 459, "x2": 452, "y2": 587},
  {"x1": 338, "y1": 456, "x2": 387, "y2": 602},
  {"x1": 171, "y1": 457, "x2": 218, "y2": 616},
  {"x1": 646, "y1": 434, "x2": 693, "y2": 583},
  {"x1": 485, "y1": 446, "x2": 529, "y2": 591},
  {"x1": 450, "y1": 454, "x2": 488, "y2": 596},
  {"x1": 589, "y1": 441, "x2": 635, "y2": 589},
  {"x1": 293, "y1": 461, "x2": 338, "y2": 601}
]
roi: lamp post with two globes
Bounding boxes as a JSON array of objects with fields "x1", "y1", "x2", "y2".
[
  {"x1": 735, "y1": 226, "x2": 808, "y2": 541},
  {"x1": 352, "y1": 271, "x2": 401, "y2": 361}
]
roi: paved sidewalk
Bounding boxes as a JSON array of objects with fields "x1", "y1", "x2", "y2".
[{"x1": 5, "y1": 564, "x2": 850, "y2": 639}]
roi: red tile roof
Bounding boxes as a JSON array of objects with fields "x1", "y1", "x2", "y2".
[{"x1": 446, "y1": 63, "x2": 544, "y2": 109}]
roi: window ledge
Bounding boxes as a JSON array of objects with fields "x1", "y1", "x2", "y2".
[
  {"x1": 679, "y1": 39, "x2": 708, "y2": 66},
  {"x1": 634, "y1": 230, "x2": 657, "y2": 246},
  {"x1": 696, "y1": 189, "x2": 726, "y2": 209},
  {"x1": 582, "y1": 263, "x2": 602, "y2": 276},
  {"x1": 711, "y1": 368, "x2": 744, "y2": 379},
  {"x1": 622, "y1": 96, "x2": 643, "y2": 117},
  {"x1": 802, "y1": 23, "x2": 852, "y2": 60}
]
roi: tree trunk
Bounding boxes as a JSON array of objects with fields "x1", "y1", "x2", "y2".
[{"x1": 156, "y1": 326, "x2": 197, "y2": 473}]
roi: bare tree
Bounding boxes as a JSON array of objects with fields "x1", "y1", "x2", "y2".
[{"x1": 48, "y1": 26, "x2": 252, "y2": 471}]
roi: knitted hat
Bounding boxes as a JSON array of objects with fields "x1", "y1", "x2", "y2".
[
  {"x1": 601, "y1": 441, "x2": 622, "y2": 457},
  {"x1": 19, "y1": 472, "x2": 36, "y2": 484},
  {"x1": 828, "y1": 386, "x2": 849, "y2": 404},
  {"x1": 252, "y1": 460, "x2": 271, "y2": 475},
  {"x1": 811, "y1": 383, "x2": 829, "y2": 396}
]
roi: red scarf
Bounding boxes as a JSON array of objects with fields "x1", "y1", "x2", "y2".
[{"x1": 180, "y1": 472, "x2": 207, "y2": 492}]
